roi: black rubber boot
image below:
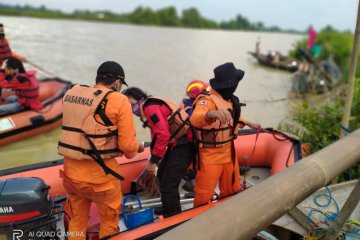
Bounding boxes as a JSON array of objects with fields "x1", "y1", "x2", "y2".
[
  {"x1": 182, "y1": 180, "x2": 195, "y2": 192},
  {"x1": 154, "y1": 206, "x2": 164, "y2": 215}
]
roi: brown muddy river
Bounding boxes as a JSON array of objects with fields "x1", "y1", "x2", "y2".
[{"x1": 0, "y1": 16, "x2": 303, "y2": 169}]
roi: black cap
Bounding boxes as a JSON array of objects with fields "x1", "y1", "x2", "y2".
[
  {"x1": 209, "y1": 62, "x2": 244, "y2": 89},
  {"x1": 96, "y1": 61, "x2": 128, "y2": 86}
]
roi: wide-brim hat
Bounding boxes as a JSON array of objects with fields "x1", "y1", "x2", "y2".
[
  {"x1": 97, "y1": 61, "x2": 128, "y2": 86},
  {"x1": 209, "y1": 62, "x2": 244, "y2": 89}
]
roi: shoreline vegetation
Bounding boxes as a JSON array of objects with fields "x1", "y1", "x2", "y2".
[
  {"x1": 0, "y1": 3, "x2": 312, "y2": 33},
  {"x1": 282, "y1": 29, "x2": 360, "y2": 181}
]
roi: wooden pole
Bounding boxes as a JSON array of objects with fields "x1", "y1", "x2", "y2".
[
  {"x1": 340, "y1": 0, "x2": 360, "y2": 138},
  {"x1": 321, "y1": 180, "x2": 360, "y2": 239},
  {"x1": 157, "y1": 129, "x2": 360, "y2": 240}
]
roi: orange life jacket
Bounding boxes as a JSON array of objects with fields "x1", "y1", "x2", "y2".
[
  {"x1": 58, "y1": 84, "x2": 120, "y2": 160},
  {"x1": 193, "y1": 93, "x2": 239, "y2": 148},
  {"x1": 140, "y1": 97, "x2": 189, "y2": 143}
]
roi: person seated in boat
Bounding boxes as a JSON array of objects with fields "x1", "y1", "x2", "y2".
[
  {"x1": 122, "y1": 87, "x2": 195, "y2": 218},
  {"x1": 190, "y1": 62, "x2": 261, "y2": 207},
  {"x1": 0, "y1": 23, "x2": 26, "y2": 66},
  {"x1": 255, "y1": 37, "x2": 261, "y2": 57},
  {"x1": 0, "y1": 57, "x2": 42, "y2": 115},
  {"x1": 180, "y1": 80, "x2": 209, "y2": 192},
  {"x1": 267, "y1": 51, "x2": 280, "y2": 65},
  {"x1": 58, "y1": 61, "x2": 144, "y2": 240}
]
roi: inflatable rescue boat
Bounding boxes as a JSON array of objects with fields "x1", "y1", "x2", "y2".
[
  {"x1": 0, "y1": 78, "x2": 72, "y2": 146},
  {"x1": 0, "y1": 129, "x2": 302, "y2": 239}
]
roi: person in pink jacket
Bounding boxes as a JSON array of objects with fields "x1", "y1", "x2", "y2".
[{"x1": 123, "y1": 87, "x2": 195, "y2": 217}]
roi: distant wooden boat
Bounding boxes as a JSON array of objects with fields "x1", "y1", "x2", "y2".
[
  {"x1": 0, "y1": 78, "x2": 72, "y2": 146},
  {"x1": 248, "y1": 51, "x2": 299, "y2": 73},
  {"x1": 291, "y1": 55, "x2": 342, "y2": 94}
]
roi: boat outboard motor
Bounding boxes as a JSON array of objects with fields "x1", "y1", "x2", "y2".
[{"x1": 0, "y1": 177, "x2": 63, "y2": 240}]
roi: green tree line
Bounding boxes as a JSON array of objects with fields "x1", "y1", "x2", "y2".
[{"x1": 0, "y1": 3, "x2": 302, "y2": 33}]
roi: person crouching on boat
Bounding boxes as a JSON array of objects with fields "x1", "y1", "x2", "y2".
[
  {"x1": 180, "y1": 80, "x2": 209, "y2": 116},
  {"x1": 180, "y1": 80, "x2": 209, "y2": 192},
  {"x1": 58, "y1": 61, "x2": 144, "y2": 240},
  {"x1": 0, "y1": 57, "x2": 42, "y2": 115},
  {"x1": 122, "y1": 87, "x2": 196, "y2": 218},
  {"x1": 190, "y1": 62, "x2": 261, "y2": 207}
]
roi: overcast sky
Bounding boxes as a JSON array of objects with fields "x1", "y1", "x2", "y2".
[{"x1": 3, "y1": 0, "x2": 358, "y2": 31}]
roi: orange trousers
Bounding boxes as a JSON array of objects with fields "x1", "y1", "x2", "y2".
[
  {"x1": 194, "y1": 161, "x2": 240, "y2": 207},
  {"x1": 63, "y1": 176, "x2": 122, "y2": 240}
]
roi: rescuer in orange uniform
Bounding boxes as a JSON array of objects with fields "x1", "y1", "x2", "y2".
[
  {"x1": 190, "y1": 62, "x2": 261, "y2": 207},
  {"x1": 58, "y1": 61, "x2": 143, "y2": 240}
]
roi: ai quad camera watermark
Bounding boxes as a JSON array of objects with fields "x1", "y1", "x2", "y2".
[
  {"x1": 12, "y1": 229, "x2": 85, "y2": 240},
  {"x1": 12, "y1": 229, "x2": 23, "y2": 240}
]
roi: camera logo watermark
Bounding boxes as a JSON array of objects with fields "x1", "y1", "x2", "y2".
[
  {"x1": 12, "y1": 229, "x2": 85, "y2": 240},
  {"x1": 12, "y1": 229, "x2": 23, "y2": 240}
]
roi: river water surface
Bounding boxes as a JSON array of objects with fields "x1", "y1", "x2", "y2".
[{"x1": 0, "y1": 16, "x2": 303, "y2": 169}]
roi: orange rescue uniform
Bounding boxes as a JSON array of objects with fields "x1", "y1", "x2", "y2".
[
  {"x1": 190, "y1": 90, "x2": 245, "y2": 207},
  {"x1": 60, "y1": 85, "x2": 139, "y2": 240}
]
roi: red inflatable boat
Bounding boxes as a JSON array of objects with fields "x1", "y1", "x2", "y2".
[
  {"x1": 0, "y1": 129, "x2": 302, "y2": 239},
  {"x1": 0, "y1": 78, "x2": 72, "y2": 146}
]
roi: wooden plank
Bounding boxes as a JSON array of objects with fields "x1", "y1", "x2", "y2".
[{"x1": 288, "y1": 207, "x2": 314, "y2": 231}]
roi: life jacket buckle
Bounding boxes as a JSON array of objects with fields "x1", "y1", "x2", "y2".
[{"x1": 94, "y1": 89, "x2": 102, "y2": 96}]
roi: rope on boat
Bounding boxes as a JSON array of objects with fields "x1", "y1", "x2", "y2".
[
  {"x1": 339, "y1": 124, "x2": 352, "y2": 134},
  {"x1": 339, "y1": 124, "x2": 354, "y2": 181},
  {"x1": 305, "y1": 186, "x2": 339, "y2": 235},
  {"x1": 242, "y1": 97, "x2": 290, "y2": 103},
  {"x1": 303, "y1": 186, "x2": 360, "y2": 240}
]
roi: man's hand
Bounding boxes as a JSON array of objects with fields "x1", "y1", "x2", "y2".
[
  {"x1": 146, "y1": 162, "x2": 157, "y2": 173},
  {"x1": 206, "y1": 109, "x2": 233, "y2": 125},
  {"x1": 247, "y1": 122, "x2": 262, "y2": 129},
  {"x1": 251, "y1": 123, "x2": 262, "y2": 129}
]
